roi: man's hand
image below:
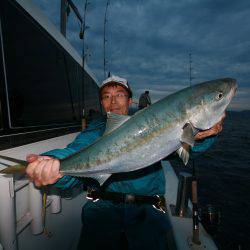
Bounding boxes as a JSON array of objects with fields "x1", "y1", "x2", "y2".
[
  {"x1": 194, "y1": 114, "x2": 225, "y2": 141},
  {"x1": 26, "y1": 154, "x2": 62, "y2": 187}
]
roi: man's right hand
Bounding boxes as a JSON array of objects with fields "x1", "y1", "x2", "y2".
[{"x1": 26, "y1": 154, "x2": 62, "y2": 187}]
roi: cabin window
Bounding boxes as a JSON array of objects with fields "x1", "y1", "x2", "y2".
[
  {"x1": 0, "y1": 0, "x2": 83, "y2": 128},
  {"x1": 0, "y1": 23, "x2": 5, "y2": 131},
  {"x1": 0, "y1": 102, "x2": 3, "y2": 130},
  {"x1": 0, "y1": 0, "x2": 102, "y2": 148}
]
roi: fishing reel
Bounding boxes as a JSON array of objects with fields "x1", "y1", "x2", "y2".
[{"x1": 199, "y1": 204, "x2": 221, "y2": 235}]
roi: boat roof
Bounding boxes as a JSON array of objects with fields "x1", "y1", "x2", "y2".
[{"x1": 16, "y1": 0, "x2": 99, "y2": 84}]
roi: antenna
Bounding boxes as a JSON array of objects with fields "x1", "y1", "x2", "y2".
[
  {"x1": 85, "y1": 46, "x2": 91, "y2": 62},
  {"x1": 189, "y1": 52, "x2": 195, "y2": 87},
  {"x1": 61, "y1": 0, "x2": 86, "y2": 37},
  {"x1": 103, "y1": 0, "x2": 110, "y2": 79},
  {"x1": 60, "y1": 0, "x2": 67, "y2": 36},
  {"x1": 82, "y1": 0, "x2": 91, "y2": 58}
]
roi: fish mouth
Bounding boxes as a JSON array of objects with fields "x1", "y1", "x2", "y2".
[
  {"x1": 221, "y1": 78, "x2": 237, "y2": 97},
  {"x1": 232, "y1": 84, "x2": 237, "y2": 97},
  {"x1": 227, "y1": 80, "x2": 237, "y2": 103},
  {"x1": 229, "y1": 78, "x2": 237, "y2": 97}
]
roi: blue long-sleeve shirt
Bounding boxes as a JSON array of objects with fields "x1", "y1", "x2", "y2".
[{"x1": 43, "y1": 117, "x2": 216, "y2": 195}]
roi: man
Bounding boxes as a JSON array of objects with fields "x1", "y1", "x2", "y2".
[
  {"x1": 138, "y1": 90, "x2": 151, "y2": 110},
  {"x1": 26, "y1": 75, "x2": 223, "y2": 250}
]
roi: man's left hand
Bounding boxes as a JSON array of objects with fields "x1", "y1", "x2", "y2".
[{"x1": 194, "y1": 113, "x2": 226, "y2": 141}]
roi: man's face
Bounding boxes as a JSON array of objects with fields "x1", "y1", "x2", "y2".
[{"x1": 100, "y1": 84, "x2": 132, "y2": 115}]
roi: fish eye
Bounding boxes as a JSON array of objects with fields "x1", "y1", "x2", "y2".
[{"x1": 216, "y1": 92, "x2": 223, "y2": 100}]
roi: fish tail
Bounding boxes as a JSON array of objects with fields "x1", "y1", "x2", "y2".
[{"x1": 0, "y1": 164, "x2": 27, "y2": 174}]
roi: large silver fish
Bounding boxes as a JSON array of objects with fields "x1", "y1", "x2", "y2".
[{"x1": 0, "y1": 78, "x2": 237, "y2": 185}]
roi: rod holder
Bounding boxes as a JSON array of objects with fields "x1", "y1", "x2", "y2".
[
  {"x1": 170, "y1": 172, "x2": 192, "y2": 217},
  {"x1": 0, "y1": 175, "x2": 17, "y2": 250}
]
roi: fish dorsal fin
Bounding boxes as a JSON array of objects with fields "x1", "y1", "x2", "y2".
[
  {"x1": 181, "y1": 123, "x2": 196, "y2": 147},
  {"x1": 104, "y1": 112, "x2": 131, "y2": 135}
]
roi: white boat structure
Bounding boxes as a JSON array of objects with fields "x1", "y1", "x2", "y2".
[{"x1": 0, "y1": 1, "x2": 218, "y2": 249}]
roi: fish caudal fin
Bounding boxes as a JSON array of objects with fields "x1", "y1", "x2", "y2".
[
  {"x1": 0, "y1": 154, "x2": 28, "y2": 174},
  {"x1": 0, "y1": 164, "x2": 26, "y2": 174}
]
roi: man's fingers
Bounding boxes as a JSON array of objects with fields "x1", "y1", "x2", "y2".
[
  {"x1": 26, "y1": 155, "x2": 61, "y2": 187},
  {"x1": 217, "y1": 123, "x2": 223, "y2": 133},
  {"x1": 195, "y1": 130, "x2": 209, "y2": 140},
  {"x1": 26, "y1": 160, "x2": 40, "y2": 178},
  {"x1": 41, "y1": 159, "x2": 53, "y2": 183},
  {"x1": 209, "y1": 126, "x2": 219, "y2": 135},
  {"x1": 218, "y1": 113, "x2": 226, "y2": 125},
  {"x1": 34, "y1": 180, "x2": 42, "y2": 187},
  {"x1": 29, "y1": 159, "x2": 61, "y2": 186},
  {"x1": 37, "y1": 156, "x2": 53, "y2": 161},
  {"x1": 195, "y1": 116, "x2": 225, "y2": 141},
  {"x1": 26, "y1": 154, "x2": 52, "y2": 163},
  {"x1": 51, "y1": 159, "x2": 61, "y2": 178},
  {"x1": 33, "y1": 160, "x2": 48, "y2": 183},
  {"x1": 47, "y1": 176, "x2": 61, "y2": 185}
]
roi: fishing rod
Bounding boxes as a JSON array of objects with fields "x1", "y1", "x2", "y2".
[
  {"x1": 81, "y1": 0, "x2": 90, "y2": 130},
  {"x1": 189, "y1": 52, "x2": 201, "y2": 245},
  {"x1": 103, "y1": 0, "x2": 110, "y2": 79}
]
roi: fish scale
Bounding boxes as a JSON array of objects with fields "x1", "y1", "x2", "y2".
[{"x1": 0, "y1": 78, "x2": 237, "y2": 185}]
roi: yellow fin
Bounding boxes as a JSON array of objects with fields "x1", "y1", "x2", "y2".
[{"x1": 0, "y1": 155, "x2": 28, "y2": 174}]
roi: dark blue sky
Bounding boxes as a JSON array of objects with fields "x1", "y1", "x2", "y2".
[{"x1": 33, "y1": 0, "x2": 250, "y2": 110}]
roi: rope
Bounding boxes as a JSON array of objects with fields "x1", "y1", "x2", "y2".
[{"x1": 42, "y1": 188, "x2": 53, "y2": 238}]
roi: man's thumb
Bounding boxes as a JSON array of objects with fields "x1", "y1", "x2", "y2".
[{"x1": 26, "y1": 154, "x2": 38, "y2": 163}]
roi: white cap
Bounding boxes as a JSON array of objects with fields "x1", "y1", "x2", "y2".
[{"x1": 100, "y1": 75, "x2": 132, "y2": 97}]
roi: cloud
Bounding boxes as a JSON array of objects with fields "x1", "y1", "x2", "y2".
[{"x1": 32, "y1": 0, "x2": 250, "y2": 111}]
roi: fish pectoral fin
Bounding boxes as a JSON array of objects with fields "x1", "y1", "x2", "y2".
[
  {"x1": 181, "y1": 123, "x2": 195, "y2": 147},
  {"x1": 176, "y1": 143, "x2": 190, "y2": 165},
  {"x1": 92, "y1": 173, "x2": 111, "y2": 186},
  {"x1": 104, "y1": 112, "x2": 131, "y2": 135}
]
